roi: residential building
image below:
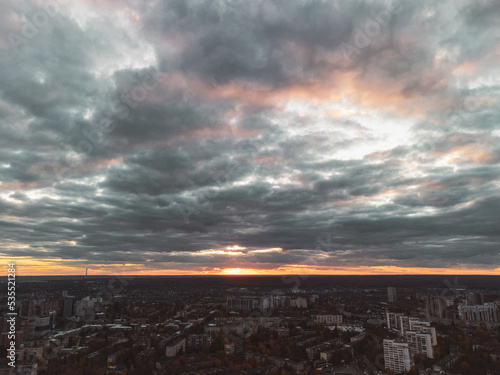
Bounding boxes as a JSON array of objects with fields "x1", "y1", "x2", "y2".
[
  {"x1": 227, "y1": 297, "x2": 255, "y2": 311},
  {"x1": 19, "y1": 299, "x2": 35, "y2": 318},
  {"x1": 40, "y1": 300, "x2": 59, "y2": 315},
  {"x1": 466, "y1": 292, "x2": 484, "y2": 306},
  {"x1": 388, "y1": 287, "x2": 397, "y2": 303},
  {"x1": 290, "y1": 297, "x2": 307, "y2": 308},
  {"x1": 426, "y1": 294, "x2": 447, "y2": 319},
  {"x1": 399, "y1": 316, "x2": 410, "y2": 335},
  {"x1": 386, "y1": 312, "x2": 403, "y2": 330},
  {"x1": 413, "y1": 324, "x2": 437, "y2": 346},
  {"x1": 165, "y1": 337, "x2": 185, "y2": 357},
  {"x1": 187, "y1": 334, "x2": 211, "y2": 349},
  {"x1": 312, "y1": 315, "x2": 342, "y2": 325},
  {"x1": 383, "y1": 339, "x2": 413, "y2": 373},
  {"x1": 405, "y1": 332, "x2": 434, "y2": 359},
  {"x1": 458, "y1": 302, "x2": 499, "y2": 322},
  {"x1": 62, "y1": 296, "x2": 74, "y2": 318}
]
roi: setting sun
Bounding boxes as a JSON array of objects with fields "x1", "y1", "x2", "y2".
[{"x1": 220, "y1": 268, "x2": 259, "y2": 275}]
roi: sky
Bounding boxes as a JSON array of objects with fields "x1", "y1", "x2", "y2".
[{"x1": 1, "y1": 0, "x2": 499, "y2": 276}]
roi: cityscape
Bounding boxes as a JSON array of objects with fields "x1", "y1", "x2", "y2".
[{"x1": 0, "y1": 275, "x2": 499, "y2": 374}]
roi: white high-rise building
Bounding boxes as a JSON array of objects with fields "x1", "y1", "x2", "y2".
[
  {"x1": 383, "y1": 339, "x2": 412, "y2": 373},
  {"x1": 405, "y1": 331, "x2": 434, "y2": 359},
  {"x1": 388, "y1": 287, "x2": 397, "y2": 302},
  {"x1": 412, "y1": 324, "x2": 437, "y2": 346},
  {"x1": 290, "y1": 297, "x2": 307, "y2": 308},
  {"x1": 386, "y1": 312, "x2": 403, "y2": 330},
  {"x1": 399, "y1": 316, "x2": 410, "y2": 335},
  {"x1": 409, "y1": 318, "x2": 426, "y2": 331},
  {"x1": 406, "y1": 317, "x2": 419, "y2": 334}
]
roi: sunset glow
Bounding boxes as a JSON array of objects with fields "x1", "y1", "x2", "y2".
[{"x1": 4, "y1": 255, "x2": 500, "y2": 277}]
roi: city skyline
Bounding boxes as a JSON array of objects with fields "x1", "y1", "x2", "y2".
[{"x1": 1, "y1": 0, "x2": 500, "y2": 276}]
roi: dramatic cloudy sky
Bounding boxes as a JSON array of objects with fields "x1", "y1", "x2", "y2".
[{"x1": 1, "y1": 0, "x2": 499, "y2": 275}]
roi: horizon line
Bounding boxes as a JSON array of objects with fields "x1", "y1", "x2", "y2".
[{"x1": 14, "y1": 273, "x2": 500, "y2": 277}]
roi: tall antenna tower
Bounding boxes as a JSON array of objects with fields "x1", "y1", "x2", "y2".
[{"x1": 85, "y1": 268, "x2": 89, "y2": 296}]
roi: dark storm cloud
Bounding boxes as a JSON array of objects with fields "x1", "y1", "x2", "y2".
[{"x1": 0, "y1": 0, "x2": 499, "y2": 273}]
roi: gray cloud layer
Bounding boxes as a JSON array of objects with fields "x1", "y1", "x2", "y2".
[{"x1": 0, "y1": 0, "x2": 499, "y2": 273}]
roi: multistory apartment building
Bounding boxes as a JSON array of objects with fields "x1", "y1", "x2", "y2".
[{"x1": 383, "y1": 339, "x2": 413, "y2": 373}]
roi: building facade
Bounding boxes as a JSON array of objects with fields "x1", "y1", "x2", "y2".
[
  {"x1": 166, "y1": 337, "x2": 186, "y2": 357},
  {"x1": 311, "y1": 315, "x2": 342, "y2": 325},
  {"x1": 386, "y1": 312, "x2": 403, "y2": 330},
  {"x1": 405, "y1": 332, "x2": 434, "y2": 359},
  {"x1": 383, "y1": 339, "x2": 412, "y2": 373},
  {"x1": 458, "y1": 302, "x2": 499, "y2": 322},
  {"x1": 227, "y1": 297, "x2": 255, "y2": 311},
  {"x1": 388, "y1": 287, "x2": 397, "y2": 303},
  {"x1": 187, "y1": 334, "x2": 212, "y2": 349}
]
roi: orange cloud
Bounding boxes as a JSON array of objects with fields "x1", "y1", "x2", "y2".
[
  {"x1": 156, "y1": 67, "x2": 453, "y2": 120},
  {"x1": 251, "y1": 155, "x2": 284, "y2": 164},
  {"x1": 0, "y1": 181, "x2": 48, "y2": 191},
  {"x1": 439, "y1": 145, "x2": 497, "y2": 164},
  {"x1": 420, "y1": 180, "x2": 446, "y2": 190}
]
